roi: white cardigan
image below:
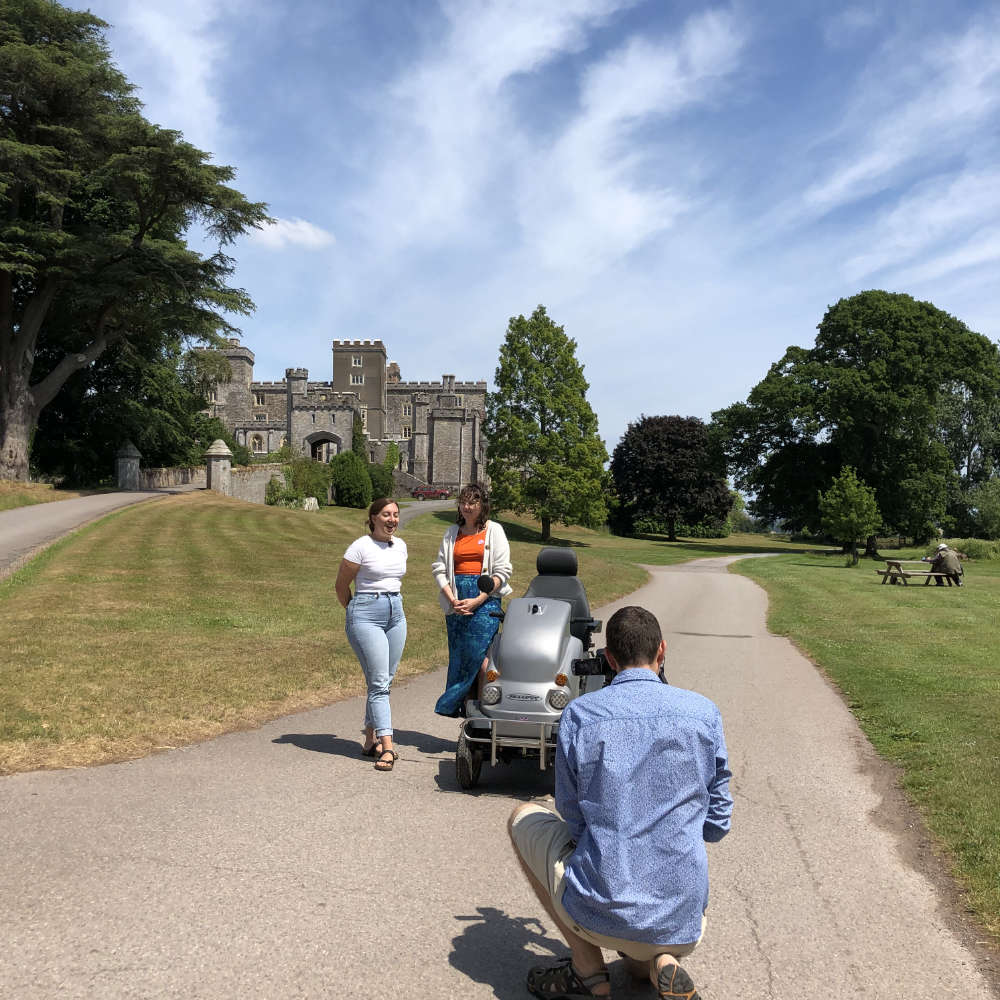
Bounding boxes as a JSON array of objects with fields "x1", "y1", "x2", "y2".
[{"x1": 431, "y1": 520, "x2": 513, "y2": 614}]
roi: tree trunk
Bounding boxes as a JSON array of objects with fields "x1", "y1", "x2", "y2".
[
  {"x1": 0, "y1": 375, "x2": 36, "y2": 481},
  {"x1": 850, "y1": 542, "x2": 859, "y2": 566},
  {"x1": 541, "y1": 515, "x2": 551, "y2": 542},
  {"x1": 667, "y1": 516, "x2": 677, "y2": 542},
  {"x1": 863, "y1": 534, "x2": 880, "y2": 559}
]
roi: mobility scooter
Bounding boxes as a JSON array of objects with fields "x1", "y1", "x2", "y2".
[{"x1": 455, "y1": 547, "x2": 608, "y2": 790}]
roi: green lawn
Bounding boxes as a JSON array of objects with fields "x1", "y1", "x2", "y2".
[{"x1": 734, "y1": 550, "x2": 1000, "y2": 937}]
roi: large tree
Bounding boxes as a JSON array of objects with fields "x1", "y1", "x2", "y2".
[
  {"x1": 485, "y1": 305, "x2": 608, "y2": 541},
  {"x1": 714, "y1": 291, "x2": 1000, "y2": 543},
  {"x1": 1, "y1": 0, "x2": 269, "y2": 480},
  {"x1": 610, "y1": 414, "x2": 731, "y2": 541}
]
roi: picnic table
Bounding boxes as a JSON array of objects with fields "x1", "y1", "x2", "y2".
[{"x1": 877, "y1": 559, "x2": 954, "y2": 586}]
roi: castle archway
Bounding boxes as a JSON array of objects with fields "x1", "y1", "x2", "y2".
[{"x1": 305, "y1": 431, "x2": 342, "y2": 463}]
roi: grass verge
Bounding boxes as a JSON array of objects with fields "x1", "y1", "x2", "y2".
[
  {"x1": 733, "y1": 550, "x2": 1000, "y2": 939},
  {"x1": 0, "y1": 481, "x2": 96, "y2": 510}
]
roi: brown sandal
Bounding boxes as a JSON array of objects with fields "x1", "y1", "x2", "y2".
[
  {"x1": 374, "y1": 749, "x2": 398, "y2": 772},
  {"x1": 656, "y1": 962, "x2": 700, "y2": 999}
]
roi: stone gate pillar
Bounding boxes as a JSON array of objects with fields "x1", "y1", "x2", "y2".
[
  {"x1": 204, "y1": 439, "x2": 233, "y2": 496},
  {"x1": 116, "y1": 441, "x2": 142, "y2": 490}
]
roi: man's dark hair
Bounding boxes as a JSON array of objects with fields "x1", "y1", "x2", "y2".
[{"x1": 605, "y1": 606, "x2": 662, "y2": 668}]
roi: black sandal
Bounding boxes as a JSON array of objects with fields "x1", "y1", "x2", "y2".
[
  {"x1": 374, "y1": 748, "x2": 398, "y2": 772},
  {"x1": 361, "y1": 741, "x2": 379, "y2": 758},
  {"x1": 526, "y1": 957, "x2": 609, "y2": 998},
  {"x1": 656, "y1": 962, "x2": 700, "y2": 1000}
]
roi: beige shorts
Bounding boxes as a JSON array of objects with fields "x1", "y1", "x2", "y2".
[{"x1": 509, "y1": 803, "x2": 704, "y2": 962}]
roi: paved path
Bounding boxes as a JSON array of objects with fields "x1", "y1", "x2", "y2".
[
  {"x1": 1, "y1": 553, "x2": 997, "y2": 998},
  {"x1": 0, "y1": 489, "x2": 196, "y2": 579}
]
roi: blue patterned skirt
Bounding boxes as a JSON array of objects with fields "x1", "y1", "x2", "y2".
[{"x1": 434, "y1": 574, "x2": 502, "y2": 717}]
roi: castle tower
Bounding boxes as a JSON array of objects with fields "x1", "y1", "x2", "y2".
[{"x1": 332, "y1": 340, "x2": 387, "y2": 439}]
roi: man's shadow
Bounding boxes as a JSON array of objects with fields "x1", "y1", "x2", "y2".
[
  {"x1": 449, "y1": 906, "x2": 562, "y2": 999},
  {"x1": 450, "y1": 907, "x2": 652, "y2": 998}
]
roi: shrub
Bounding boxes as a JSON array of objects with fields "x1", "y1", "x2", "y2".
[
  {"x1": 330, "y1": 451, "x2": 373, "y2": 508},
  {"x1": 368, "y1": 463, "x2": 395, "y2": 499},
  {"x1": 944, "y1": 537, "x2": 1000, "y2": 561}
]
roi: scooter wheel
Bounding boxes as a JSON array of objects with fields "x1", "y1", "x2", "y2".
[{"x1": 456, "y1": 730, "x2": 483, "y2": 790}]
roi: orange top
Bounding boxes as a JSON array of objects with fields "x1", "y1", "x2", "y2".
[{"x1": 454, "y1": 529, "x2": 487, "y2": 575}]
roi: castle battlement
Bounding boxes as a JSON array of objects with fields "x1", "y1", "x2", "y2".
[
  {"x1": 332, "y1": 339, "x2": 385, "y2": 347},
  {"x1": 285, "y1": 367, "x2": 309, "y2": 378},
  {"x1": 391, "y1": 380, "x2": 487, "y2": 389}
]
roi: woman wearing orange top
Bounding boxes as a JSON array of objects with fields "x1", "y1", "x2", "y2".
[{"x1": 431, "y1": 483, "x2": 512, "y2": 716}]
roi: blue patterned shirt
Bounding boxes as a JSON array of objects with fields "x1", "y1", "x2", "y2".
[{"x1": 556, "y1": 668, "x2": 732, "y2": 945}]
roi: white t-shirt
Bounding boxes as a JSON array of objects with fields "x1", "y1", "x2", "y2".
[{"x1": 343, "y1": 534, "x2": 408, "y2": 593}]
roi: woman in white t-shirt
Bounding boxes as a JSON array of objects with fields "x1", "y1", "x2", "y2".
[{"x1": 335, "y1": 498, "x2": 408, "y2": 772}]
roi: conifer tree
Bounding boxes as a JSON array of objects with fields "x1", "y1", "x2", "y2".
[{"x1": 485, "y1": 305, "x2": 607, "y2": 541}]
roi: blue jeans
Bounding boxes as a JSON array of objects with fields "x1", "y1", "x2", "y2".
[{"x1": 345, "y1": 593, "x2": 407, "y2": 738}]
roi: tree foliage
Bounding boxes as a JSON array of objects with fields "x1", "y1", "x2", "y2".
[
  {"x1": 329, "y1": 450, "x2": 372, "y2": 509},
  {"x1": 367, "y1": 462, "x2": 394, "y2": 499},
  {"x1": 610, "y1": 415, "x2": 732, "y2": 541},
  {"x1": 714, "y1": 291, "x2": 1000, "y2": 542},
  {"x1": 1, "y1": 0, "x2": 269, "y2": 480},
  {"x1": 351, "y1": 413, "x2": 366, "y2": 455},
  {"x1": 485, "y1": 305, "x2": 607, "y2": 541},
  {"x1": 818, "y1": 466, "x2": 881, "y2": 563}
]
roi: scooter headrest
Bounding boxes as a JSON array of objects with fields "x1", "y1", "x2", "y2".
[{"x1": 535, "y1": 547, "x2": 578, "y2": 577}]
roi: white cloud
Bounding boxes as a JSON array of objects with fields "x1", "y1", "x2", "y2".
[
  {"x1": 250, "y1": 218, "x2": 335, "y2": 251},
  {"x1": 90, "y1": 0, "x2": 242, "y2": 153},
  {"x1": 843, "y1": 170, "x2": 1000, "y2": 282},
  {"x1": 800, "y1": 16, "x2": 1000, "y2": 218},
  {"x1": 516, "y1": 9, "x2": 747, "y2": 273}
]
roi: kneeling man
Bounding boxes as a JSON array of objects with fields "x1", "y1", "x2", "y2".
[{"x1": 509, "y1": 606, "x2": 733, "y2": 999}]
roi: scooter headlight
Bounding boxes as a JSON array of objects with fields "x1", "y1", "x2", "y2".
[
  {"x1": 481, "y1": 684, "x2": 502, "y2": 706},
  {"x1": 547, "y1": 688, "x2": 571, "y2": 710}
]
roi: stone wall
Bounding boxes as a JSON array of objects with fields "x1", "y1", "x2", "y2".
[
  {"x1": 137, "y1": 467, "x2": 207, "y2": 489},
  {"x1": 229, "y1": 463, "x2": 286, "y2": 504}
]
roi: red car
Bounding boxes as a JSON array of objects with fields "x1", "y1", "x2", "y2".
[{"x1": 411, "y1": 485, "x2": 451, "y2": 499}]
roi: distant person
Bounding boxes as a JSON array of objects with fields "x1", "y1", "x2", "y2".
[
  {"x1": 335, "y1": 498, "x2": 407, "y2": 772},
  {"x1": 432, "y1": 482, "x2": 512, "y2": 717},
  {"x1": 508, "y1": 606, "x2": 733, "y2": 1000},
  {"x1": 925, "y1": 543, "x2": 963, "y2": 587}
]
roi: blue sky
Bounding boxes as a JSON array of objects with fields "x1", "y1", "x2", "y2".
[{"x1": 70, "y1": 0, "x2": 1000, "y2": 450}]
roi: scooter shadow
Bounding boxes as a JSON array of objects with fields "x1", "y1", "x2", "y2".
[
  {"x1": 434, "y1": 756, "x2": 556, "y2": 800},
  {"x1": 449, "y1": 906, "x2": 653, "y2": 998}
]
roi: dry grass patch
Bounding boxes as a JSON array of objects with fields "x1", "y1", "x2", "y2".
[{"x1": 0, "y1": 481, "x2": 96, "y2": 510}]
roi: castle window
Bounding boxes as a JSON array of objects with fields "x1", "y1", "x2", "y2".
[
  {"x1": 361, "y1": 406, "x2": 368, "y2": 431},
  {"x1": 402, "y1": 426, "x2": 411, "y2": 439},
  {"x1": 253, "y1": 392, "x2": 265, "y2": 406},
  {"x1": 251, "y1": 435, "x2": 264, "y2": 453},
  {"x1": 402, "y1": 403, "x2": 411, "y2": 416},
  {"x1": 254, "y1": 413, "x2": 266, "y2": 422},
  {"x1": 351, "y1": 374, "x2": 365, "y2": 385},
  {"x1": 208, "y1": 388, "x2": 217, "y2": 403},
  {"x1": 352, "y1": 355, "x2": 363, "y2": 367},
  {"x1": 370, "y1": 451, "x2": 376, "y2": 462},
  {"x1": 455, "y1": 395, "x2": 464, "y2": 406}
]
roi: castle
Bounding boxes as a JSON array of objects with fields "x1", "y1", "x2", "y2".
[{"x1": 207, "y1": 339, "x2": 488, "y2": 489}]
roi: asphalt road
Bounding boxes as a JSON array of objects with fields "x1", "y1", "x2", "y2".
[{"x1": 1, "y1": 520, "x2": 997, "y2": 997}]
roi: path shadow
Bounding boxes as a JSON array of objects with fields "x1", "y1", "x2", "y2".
[
  {"x1": 273, "y1": 729, "x2": 454, "y2": 758},
  {"x1": 272, "y1": 733, "x2": 360, "y2": 758}
]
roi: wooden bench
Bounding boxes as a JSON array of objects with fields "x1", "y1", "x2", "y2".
[{"x1": 877, "y1": 560, "x2": 956, "y2": 586}]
